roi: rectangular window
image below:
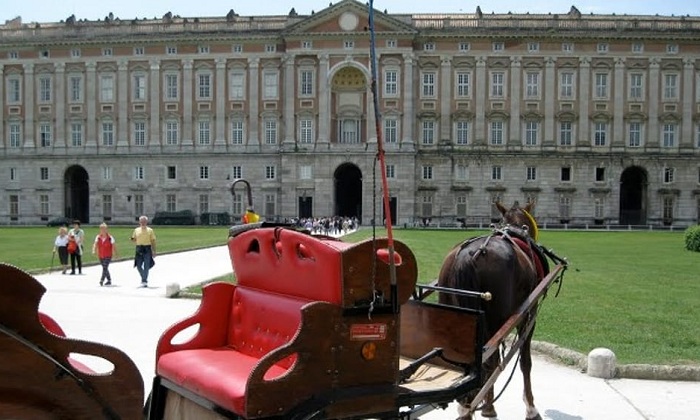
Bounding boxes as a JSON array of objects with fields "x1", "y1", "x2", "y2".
[
  {"x1": 526, "y1": 166, "x2": 537, "y2": 181},
  {"x1": 562, "y1": 42, "x2": 574, "y2": 52},
  {"x1": 663, "y1": 74, "x2": 678, "y2": 100},
  {"x1": 490, "y1": 121, "x2": 504, "y2": 145},
  {"x1": 386, "y1": 40, "x2": 397, "y2": 48},
  {"x1": 300, "y1": 70, "x2": 314, "y2": 96},
  {"x1": 166, "y1": 166, "x2": 177, "y2": 180},
  {"x1": 232, "y1": 44, "x2": 243, "y2": 54},
  {"x1": 71, "y1": 122, "x2": 83, "y2": 147},
  {"x1": 422, "y1": 120, "x2": 435, "y2": 145},
  {"x1": 594, "y1": 122, "x2": 607, "y2": 146},
  {"x1": 421, "y1": 165, "x2": 433, "y2": 180},
  {"x1": 456, "y1": 196, "x2": 467, "y2": 217},
  {"x1": 596, "y1": 167, "x2": 606, "y2": 182},
  {"x1": 102, "y1": 167, "x2": 112, "y2": 180},
  {"x1": 459, "y1": 42, "x2": 470, "y2": 52},
  {"x1": 102, "y1": 195, "x2": 112, "y2": 218},
  {"x1": 134, "y1": 194, "x2": 144, "y2": 217},
  {"x1": 299, "y1": 165, "x2": 312, "y2": 180},
  {"x1": 40, "y1": 194, "x2": 50, "y2": 216},
  {"x1": 166, "y1": 194, "x2": 177, "y2": 212},
  {"x1": 39, "y1": 77, "x2": 52, "y2": 102},
  {"x1": 667, "y1": 44, "x2": 679, "y2": 54},
  {"x1": 70, "y1": 76, "x2": 82, "y2": 102},
  {"x1": 198, "y1": 120, "x2": 211, "y2": 145},
  {"x1": 40, "y1": 123, "x2": 52, "y2": 147},
  {"x1": 165, "y1": 121, "x2": 179, "y2": 145},
  {"x1": 301, "y1": 40, "x2": 312, "y2": 49},
  {"x1": 264, "y1": 119, "x2": 277, "y2": 144},
  {"x1": 199, "y1": 194, "x2": 209, "y2": 215},
  {"x1": 597, "y1": 43, "x2": 609, "y2": 53},
  {"x1": 525, "y1": 121, "x2": 539, "y2": 146},
  {"x1": 102, "y1": 48, "x2": 113, "y2": 57},
  {"x1": 525, "y1": 72, "x2": 539, "y2": 98},
  {"x1": 697, "y1": 124, "x2": 700, "y2": 148},
  {"x1": 134, "y1": 166, "x2": 144, "y2": 180},
  {"x1": 559, "y1": 196, "x2": 571, "y2": 220},
  {"x1": 455, "y1": 164, "x2": 468, "y2": 180},
  {"x1": 662, "y1": 124, "x2": 676, "y2": 148},
  {"x1": 561, "y1": 166, "x2": 572, "y2": 182},
  {"x1": 133, "y1": 74, "x2": 146, "y2": 101},
  {"x1": 456, "y1": 72, "x2": 470, "y2": 97},
  {"x1": 9, "y1": 123, "x2": 22, "y2": 148},
  {"x1": 40, "y1": 167, "x2": 50, "y2": 181},
  {"x1": 264, "y1": 194, "x2": 276, "y2": 217},
  {"x1": 166, "y1": 46, "x2": 177, "y2": 55},
  {"x1": 632, "y1": 42, "x2": 644, "y2": 53},
  {"x1": 265, "y1": 44, "x2": 277, "y2": 53},
  {"x1": 455, "y1": 121, "x2": 469, "y2": 145},
  {"x1": 230, "y1": 72, "x2": 245, "y2": 100},
  {"x1": 559, "y1": 72, "x2": 574, "y2": 99},
  {"x1": 133, "y1": 47, "x2": 145, "y2": 56},
  {"x1": 492, "y1": 42, "x2": 504, "y2": 52},
  {"x1": 263, "y1": 72, "x2": 278, "y2": 99},
  {"x1": 10, "y1": 195, "x2": 19, "y2": 218},
  {"x1": 663, "y1": 197, "x2": 674, "y2": 220},
  {"x1": 165, "y1": 74, "x2": 179, "y2": 100},
  {"x1": 339, "y1": 119, "x2": 360, "y2": 143},
  {"x1": 491, "y1": 72, "x2": 505, "y2": 98},
  {"x1": 100, "y1": 75, "x2": 115, "y2": 102},
  {"x1": 265, "y1": 166, "x2": 276, "y2": 180},
  {"x1": 10, "y1": 167, "x2": 18, "y2": 181},
  {"x1": 628, "y1": 122, "x2": 642, "y2": 147},
  {"x1": 384, "y1": 118, "x2": 397, "y2": 143},
  {"x1": 232, "y1": 193, "x2": 243, "y2": 215},
  {"x1": 133, "y1": 121, "x2": 146, "y2": 146},
  {"x1": 102, "y1": 122, "x2": 114, "y2": 146},
  {"x1": 559, "y1": 122, "x2": 573, "y2": 146},
  {"x1": 421, "y1": 195, "x2": 433, "y2": 218},
  {"x1": 384, "y1": 70, "x2": 398, "y2": 96},
  {"x1": 421, "y1": 72, "x2": 436, "y2": 98},
  {"x1": 231, "y1": 119, "x2": 244, "y2": 145},
  {"x1": 594, "y1": 73, "x2": 608, "y2": 98},
  {"x1": 299, "y1": 118, "x2": 314, "y2": 144},
  {"x1": 7, "y1": 78, "x2": 22, "y2": 103},
  {"x1": 198, "y1": 73, "x2": 211, "y2": 99},
  {"x1": 198, "y1": 45, "x2": 210, "y2": 54},
  {"x1": 527, "y1": 42, "x2": 540, "y2": 53},
  {"x1": 423, "y1": 42, "x2": 435, "y2": 51},
  {"x1": 232, "y1": 166, "x2": 242, "y2": 179},
  {"x1": 70, "y1": 48, "x2": 81, "y2": 58},
  {"x1": 491, "y1": 166, "x2": 502, "y2": 181},
  {"x1": 594, "y1": 198, "x2": 605, "y2": 219},
  {"x1": 199, "y1": 166, "x2": 210, "y2": 180},
  {"x1": 386, "y1": 164, "x2": 396, "y2": 179},
  {"x1": 629, "y1": 73, "x2": 644, "y2": 100},
  {"x1": 8, "y1": 51, "x2": 19, "y2": 59}
]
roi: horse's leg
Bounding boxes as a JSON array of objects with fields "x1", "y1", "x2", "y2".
[
  {"x1": 480, "y1": 353, "x2": 499, "y2": 418},
  {"x1": 520, "y1": 326, "x2": 541, "y2": 420}
]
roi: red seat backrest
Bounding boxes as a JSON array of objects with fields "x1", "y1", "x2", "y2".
[{"x1": 228, "y1": 228, "x2": 344, "y2": 305}]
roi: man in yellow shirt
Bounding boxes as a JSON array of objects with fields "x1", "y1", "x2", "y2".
[{"x1": 131, "y1": 215, "x2": 156, "y2": 287}]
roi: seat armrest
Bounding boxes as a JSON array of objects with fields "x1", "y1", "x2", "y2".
[{"x1": 156, "y1": 282, "x2": 236, "y2": 360}]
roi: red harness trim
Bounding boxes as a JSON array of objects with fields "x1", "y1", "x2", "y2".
[{"x1": 510, "y1": 237, "x2": 545, "y2": 280}]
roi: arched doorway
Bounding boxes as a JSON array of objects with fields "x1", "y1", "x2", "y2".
[
  {"x1": 619, "y1": 166, "x2": 647, "y2": 225},
  {"x1": 334, "y1": 163, "x2": 362, "y2": 218},
  {"x1": 64, "y1": 165, "x2": 90, "y2": 224}
]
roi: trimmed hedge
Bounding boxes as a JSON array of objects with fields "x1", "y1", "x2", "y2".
[
  {"x1": 152, "y1": 210, "x2": 196, "y2": 225},
  {"x1": 684, "y1": 225, "x2": 700, "y2": 252}
]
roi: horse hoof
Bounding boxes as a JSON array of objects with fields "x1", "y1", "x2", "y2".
[
  {"x1": 526, "y1": 414, "x2": 542, "y2": 420},
  {"x1": 481, "y1": 408, "x2": 498, "y2": 418}
]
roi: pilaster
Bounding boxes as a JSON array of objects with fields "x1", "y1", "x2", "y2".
[
  {"x1": 54, "y1": 63, "x2": 66, "y2": 148},
  {"x1": 439, "y1": 55, "x2": 452, "y2": 141},
  {"x1": 283, "y1": 55, "x2": 296, "y2": 145},
  {"x1": 117, "y1": 60, "x2": 129, "y2": 147},
  {"x1": 215, "y1": 58, "x2": 227, "y2": 146},
  {"x1": 475, "y1": 56, "x2": 487, "y2": 144},
  {"x1": 0, "y1": 64, "x2": 3, "y2": 149},
  {"x1": 648, "y1": 57, "x2": 660, "y2": 147},
  {"x1": 148, "y1": 59, "x2": 160, "y2": 147},
  {"x1": 612, "y1": 57, "x2": 625, "y2": 147},
  {"x1": 401, "y1": 53, "x2": 415, "y2": 147},
  {"x1": 543, "y1": 57, "x2": 556, "y2": 146},
  {"x1": 681, "y1": 58, "x2": 695, "y2": 148},
  {"x1": 23, "y1": 63, "x2": 35, "y2": 148},
  {"x1": 182, "y1": 59, "x2": 194, "y2": 147},
  {"x1": 85, "y1": 62, "x2": 97, "y2": 148},
  {"x1": 248, "y1": 57, "x2": 260, "y2": 146},
  {"x1": 318, "y1": 54, "x2": 330, "y2": 144},
  {"x1": 509, "y1": 56, "x2": 522, "y2": 145},
  {"x1": 578, "y1": 56, "x2": 591, "y2": 146}
]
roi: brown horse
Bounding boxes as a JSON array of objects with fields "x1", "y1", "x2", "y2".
[{"x1": 438, "y1": 201, "x2": 543, "y2": 420}]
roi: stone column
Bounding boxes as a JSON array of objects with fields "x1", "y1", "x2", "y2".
[
  {"x1": 85, "y1": 62, "x2": 97, "y2": 149},
  {"x1": 648, "y1": 57, "x2": 660, "y2": 148},
  {"x1": 439, "y1": 55, "x2": 452, "y2": 141},
  {"x1": 248, "y1": 57, "x2": 260, "y2": 146},
  {"x1": 578, "y1": 57, "x2": 591, "y2": 147},
  {"x1": 117, "y1": 60, "x2": 129, "y2": 147},
  {"x1": 544, "y1": 57, "x2": 556, "y2": 147},
  {"x1": 0, "y1": 65, "x2": 4, "y2": 149},
  {"x1": 54, "y1": 63, "x2": 66, "y2": 148},
  {"x1": 182, "y1": 59, "x2": 193, "y2": 147},
  {"x1": 318, "y1": 54, "x2": 330, "y2": 144},
  {"x1": 401, "y1": 53, "x2": 415, "y2": 147},
  {"x1": 367, "y1": 60, "x2": 377, "y2": 144},
  {"x1": 681, "y1": 58, "x2": 695, "y2": 149},
  {"x1": 23, "y1": 63, "x2": 35, "y2": 148},
  {"x1": 612, "y1": 57, "x2": 625, "y2": 148},
  {"x1": 149, "y1": 59, "x2": 160, "y2": 147},
  {"x1": 283, "y1": 55, "x2": 296, "y2": 145},
  {"x1": 215, "y1": 57, "x2": 226, "y2": 147},
  {"x1": 475, "y1": 56, "x2": 487, "y2": 144},
  {"x1": 509, "y1": 56, "x2": 522, "y2": 146}
]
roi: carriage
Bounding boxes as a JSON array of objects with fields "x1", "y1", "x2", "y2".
[{"x1": 0, "y1": 219, "x2": 566, "y2": 420}]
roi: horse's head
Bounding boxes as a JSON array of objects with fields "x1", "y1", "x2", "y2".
[{"x1": 495, "y1": 201, "x2": 539, "y2": 241}]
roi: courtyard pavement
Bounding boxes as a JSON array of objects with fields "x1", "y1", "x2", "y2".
[{"x1": 30, "y1": 239, "x2": 700, "y2": 420}]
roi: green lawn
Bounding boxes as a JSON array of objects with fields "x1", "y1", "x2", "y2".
[{"x1": 0, "y1": 226, "x2": 230, "y2": 273}]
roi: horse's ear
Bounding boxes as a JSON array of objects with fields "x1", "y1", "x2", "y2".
[
  {"x1": 524, "y1": 201, "x2": 535, "y2": 213},
  {"x1": 495, "y1": 201, "x2": 508, "y2": 216}
]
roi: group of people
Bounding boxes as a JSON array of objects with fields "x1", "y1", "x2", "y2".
[
  {"x1": 52, "y1": 216, "x2": 157, "y2": 288},
  {"x1": 291, "y1": 216, "x2": 358, "y2": 236}
]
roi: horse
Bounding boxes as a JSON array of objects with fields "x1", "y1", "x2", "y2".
[{"x1": 438, "y1": 201, "x2": 543, "y2": 420}]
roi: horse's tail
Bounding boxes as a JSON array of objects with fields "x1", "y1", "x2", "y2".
[{"x1": 452, "y1": 248, "x2": 483, "y2": 310}]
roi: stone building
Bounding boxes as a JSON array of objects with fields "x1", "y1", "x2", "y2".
[{"x1": 1, "y1": 0, "x2": 700, "y2": 226}]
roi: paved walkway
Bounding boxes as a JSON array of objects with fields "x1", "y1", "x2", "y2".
[{"x1": 32, "y1": 239, "x2": 700, "y2": 419}]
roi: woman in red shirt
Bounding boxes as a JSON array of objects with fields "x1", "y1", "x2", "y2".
[{"x1": 92, "y1": 223, "x2": 117, "y2": 286}]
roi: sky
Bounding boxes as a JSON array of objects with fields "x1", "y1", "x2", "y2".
[{"x1": 2, "y1": 1, "x2": 700, "y2": 24}]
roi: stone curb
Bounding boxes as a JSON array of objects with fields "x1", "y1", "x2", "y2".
[{"x1": 532, "y1": 340, "x2": 700, "y2": 382}]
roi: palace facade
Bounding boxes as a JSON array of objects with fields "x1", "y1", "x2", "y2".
[{"x1": 2, "y1": 0, "x2": 700, "y2": 226}]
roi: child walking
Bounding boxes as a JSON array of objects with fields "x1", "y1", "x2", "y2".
[{"x1": 92, "y1": 223, "x2": 117, "y2": 286}]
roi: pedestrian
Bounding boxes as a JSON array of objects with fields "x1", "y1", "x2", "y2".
[
  {"x1": 92, "y1": 223, "x2": 117, "y2": 286},
  {"x1": 130, "y1": 215, "x2": 156, "y2": 287},
  {"x1": 68, "y1": 220, "x2": 85, "y2": 275},
  {"x1": 52, "y1": 226, "x2": 70, "y2": 274}
]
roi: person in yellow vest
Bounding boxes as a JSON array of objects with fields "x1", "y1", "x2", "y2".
[
  {"x1": 130, "y1": 215, "x2": 156, "y2": 288},
  {"x1": 242, "y1": 206, "x2": 260, "y2": 224}
]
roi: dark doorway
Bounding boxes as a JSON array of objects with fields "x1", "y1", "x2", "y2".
[
  {"x1": 298, "y1": 196, "x2": 313, "y2": 218},
  {"x1": 619, "y1": 166, "x2": 647, "y2": 225},
  {"x1": 383, "y1": 196, "x2": 397, "y2": 225},
  {"x1": 64, "y1": 165, "x2": 90, "y2": 224},
  {"x1": 334, "y1": 163, "x2": 362, "y2": 218}
]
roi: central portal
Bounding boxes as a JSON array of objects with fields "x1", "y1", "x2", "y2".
[{"x1": 334, "y1": 163, "x2": 362, "y2": 219}]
